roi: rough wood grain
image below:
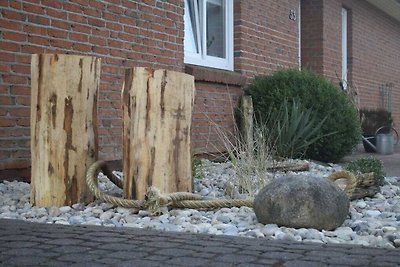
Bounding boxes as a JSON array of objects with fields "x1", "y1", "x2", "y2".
[
  {"x1": 30, "y1": 54, "x2": 100, "y2": 207},
  {"x1": 122, "y1": 67, "x2": 195, "y2": 200},
  {"x1": 239, "y1": 95, "x2": 254, "y2": 151}
]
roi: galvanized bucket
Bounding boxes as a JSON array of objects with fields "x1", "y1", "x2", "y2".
[{"x1": 376, "y1": 133, "x2": 394, "y2": 155}]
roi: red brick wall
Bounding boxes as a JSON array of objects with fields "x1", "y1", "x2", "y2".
[
  {"x1": 186, "y1": 66, "x2": 245, "y2": 156},
  {"x1": 300, "y1": 0, "x2": 324, "y2": 74},
  {"x1": 0, "y1": 0, "x2": 185, "y2": 172},
  {"x1": 234, "y1": 0, "x2": 300, "y2": 77},
  {"x1": 345, "y1": 0, "x2": 400, "y2": 129},
  {"x1": 302, "y1": 0, "x2": 400, "y2": 129}
]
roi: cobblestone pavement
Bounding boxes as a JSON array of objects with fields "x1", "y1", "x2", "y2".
[{"x1": 0, "y1": 219, "x2": 399, "y2": 266}]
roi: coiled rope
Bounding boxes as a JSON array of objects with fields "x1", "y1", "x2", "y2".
[
  {"x1": 327, "y1": 170, "x2": 358, "y2": 196},
  {"x1": 87, "y1": 160, "x2": 357, "y2": 215},
  {"x1": 86, "y1": 161, "x2": 254, "y2": 215},
  {"x1": 86, "y1": 161, "x2": 143, "y2": 209}
]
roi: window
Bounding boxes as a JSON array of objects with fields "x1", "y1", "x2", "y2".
[
  {"x1": 341, "y1": 8, "x2": 348, "y2": 90},
  {"x1": 184, "y1": 0, "x2": 233, "y2": 71}
]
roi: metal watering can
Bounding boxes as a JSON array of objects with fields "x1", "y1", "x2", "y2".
[{"x1": 362, "y1": 126, "x2": 399, "y2": 155}]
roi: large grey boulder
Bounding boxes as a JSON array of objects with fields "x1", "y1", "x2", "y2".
[{"x1": 254, "y1": 175, "x2": 350, "y2": 230}]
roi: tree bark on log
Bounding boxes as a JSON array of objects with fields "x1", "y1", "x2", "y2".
[
  {"x1": 122, "y1": 68, "x2": 195, "y2": 200},
  {"x1": 239, "y1": 95, "x2": 254, "y2": 152},
  {"x1": 30, "y1": 54, "x2": 100, "y2": 207}
]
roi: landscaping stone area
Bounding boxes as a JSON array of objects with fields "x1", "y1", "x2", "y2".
[{"x1": 0, "y1": 160, "x2": 399, "y2": 249}]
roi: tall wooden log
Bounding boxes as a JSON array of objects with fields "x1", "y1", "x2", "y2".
[
  {"x1": 122, "y1": 67, "x2": 195, "y2": 200},
  {"x1": 30, "y1": 54, "x2": 100, "y2": 207}
]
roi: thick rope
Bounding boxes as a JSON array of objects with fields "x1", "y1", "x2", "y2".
[
  {"x1": 86, "y1": 161, "x2": 253, "y2": 215},
  {"x1": 328, "y1": 170, "x2": 357, "y2": 197},
  {"x1": 86, "y1": 161, "x2": 143, "y2": 209},
  {"x1": 87, "y1": 161, "x2": 356, "y2": 215},
  {"x1": 86, "y1": 161, "x2": 255, "y2": 214}
]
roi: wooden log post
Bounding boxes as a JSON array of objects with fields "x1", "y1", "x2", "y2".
[
  {"x1": 122, "y1": 67, "x2": 195, "y2": 200},
  {"x1": 239, "y1": 95, "x2": 254, "y2": 151},
  {"x1": 30, "y1": 54, "x2": 100, "y2": 207}
]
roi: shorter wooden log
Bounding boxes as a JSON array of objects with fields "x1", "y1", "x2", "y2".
[
  {"x1": 350, "y1": 186, "x2": 380, "y2": 200},
  {"x1": 329, "y1": 171, "x2": 381, "y2": 200},
  {"x1": 122, "y1": 67, "x2": 195, "y2": 200}
]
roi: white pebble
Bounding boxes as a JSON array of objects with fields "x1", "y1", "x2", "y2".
[
  {"x1": 100, "y1": 211, "x2": 114, "y2": 221},
  {"x1": 59, "y1": 206, "x2": 72, "y2": 213},
  {"x1": 356, "y1": 201, "x2": 367, "y2": 209},
  {"x1": 365, "y1": 210, "x2": 381, "y2": 217}
]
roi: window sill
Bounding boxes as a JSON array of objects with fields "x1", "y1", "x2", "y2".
[{"x1": 185, "y1": 65, "x2": 246, "y2": 86}]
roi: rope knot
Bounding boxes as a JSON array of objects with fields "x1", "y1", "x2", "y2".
[{"x1": 143, "y1": 187, "x2": 171, "y2": 215}]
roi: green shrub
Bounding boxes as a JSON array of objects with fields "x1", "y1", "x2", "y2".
[
  {"x1": 345, "y1": 156, "x2": 385, "y2": 186},
  {"x1": 246, "y1": 69, "x2": 361, "y2": 162},
  {"x1": 263, "y1": 98, "x2": 332, "y2": 159}
]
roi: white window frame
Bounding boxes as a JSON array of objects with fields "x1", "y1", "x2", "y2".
[
  {"x1": 341, "y1": 8, "x2": 348, "y2": 90},
  {"x1": 184, "y1": 0, "x2": 234, "y2": 71}
]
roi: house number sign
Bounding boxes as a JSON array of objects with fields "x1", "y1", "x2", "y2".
[{"x1": 289, "y1": 10, "x2": 297, "y2": 21}]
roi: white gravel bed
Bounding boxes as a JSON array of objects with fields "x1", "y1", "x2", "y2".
[{"x1": 0, "y1": 159, "x2": 399, "y2": 249}]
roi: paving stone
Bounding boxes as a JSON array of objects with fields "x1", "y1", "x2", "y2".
[
  {"x1": 52, "y1": 245, "x2": 92, "y2": 253},
  {"x1": 0, "y1": 219, "x2": 399, "y2": 267},
  {"x1": 42, "y1": 260, "x2": 76, "y2": 266},
  {"x1": 307, "y1": 250, "x2": 357, "y2": 258},
  {"x1": 89, "y1": 236, "x2": 128, "y2": 243},
  {"x1": 108, "y1": 251, "x2": 149, "y2": 260},
  {"x1": 284, "y1": 260, "x2": 329, "y2": 267},
  {"x1": 3, "y1": 248, "x2": 45, "y2": 256},
  {"x1": 256, "y1": 258, "x2": 286, "y2": 265},
  {"x1": 155, "y1": 247, "x2": 195, "y2": 257},
  {"x1": 57, "y1": 253, "x2": 103, "y2": 263},
  {"x1": 368, "y1": 261, "x2": 400, "y2": 267},
  {"x1": 5, "y1": 256, "x2": 48, "y2": 266},
  {"x1": 261, "y1": 251, "x2": 305, "y2": 260},
  {"x1": 166, "y1": 256, "x2": 212, "y2": 266},
  {"x1": 2, "y1": 241, "x2": 40, "y2": 248},
  {"x1": 0, "y1": 235, "x2": 35, "y2": 242},
  {"x1": 145, "y1": 240, "x2": 181, "y2": 248},
  {"x1": 215, "y1": 253, "x2": 258, "y2": 263},
  {"x1": 118, "y1": 259, "x2": 164, "y2": 267},
  {"x1": 86, "y1": 249, "x2": 112, "y2": 256},
  {"x1": 193, "y1": 245, "x2": 239, "y2": 254},
  {"x1": 47, "y1": 238, "x2": 85, "y2": 246},
  {"x1": 100, "y1": 242, "x2": 142, "y2": 251},
  {"x1": 236, "y1": 249, "x2": 264, "y2": 256},
  {"x1": 68, "y1": 262, "x2": 109, "y2": 267},
  {"x1": 372, "y1": 255, "x2": 400, "y2": 263},
  {"x1": 236, "y1": 263, "x2": 268, "y2": 267},
  {"x1": 325, "y1": 255, "x2": 373, "y2": 266},
  {"x1": 143, "y1": 254, "x2": 171, "y2": 261}
]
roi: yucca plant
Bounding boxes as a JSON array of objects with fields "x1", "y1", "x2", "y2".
[{"x1": 262, "y1": 99, "x2": 335, "y2": 159}]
